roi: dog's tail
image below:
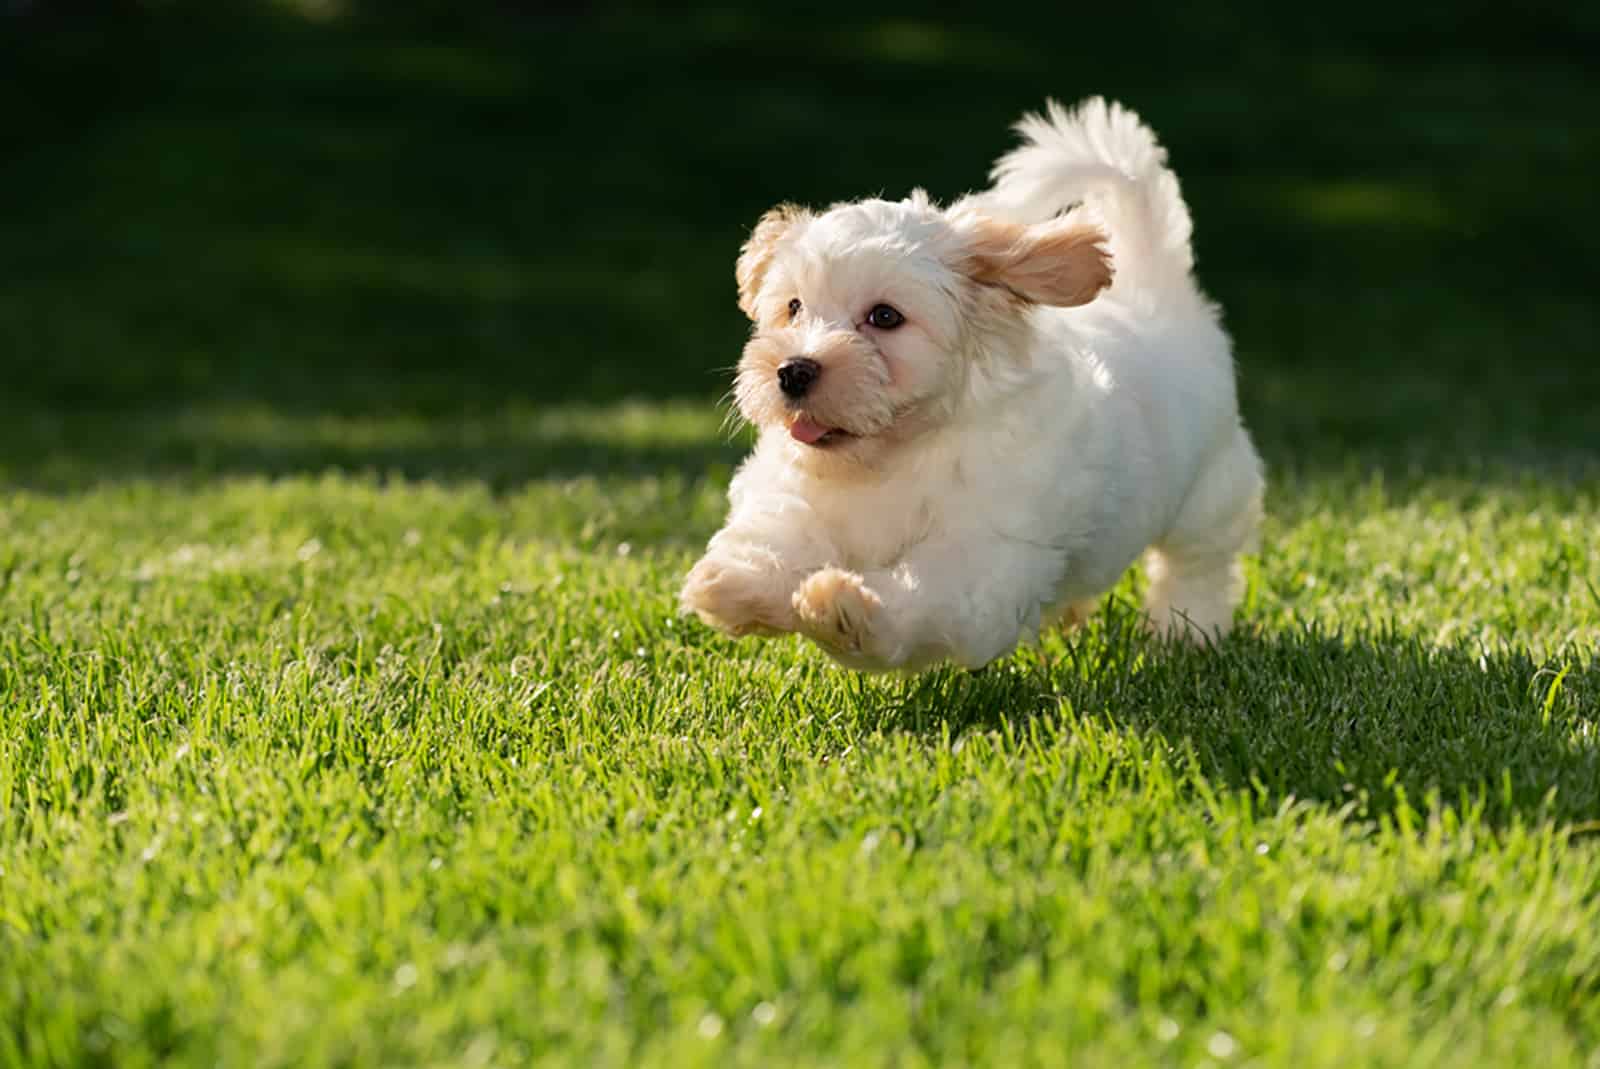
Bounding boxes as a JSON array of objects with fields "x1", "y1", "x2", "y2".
[{"x1": 984, "y1": 97, "x2": 1194, "y2": 294}]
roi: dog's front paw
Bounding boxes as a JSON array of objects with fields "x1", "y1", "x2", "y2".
[
  {"x1": 792, "y1": 567, "x2": 885, "y2": 657},
  {"x1": 680, "y1": 556, "x2": 788, "y2": 637}
]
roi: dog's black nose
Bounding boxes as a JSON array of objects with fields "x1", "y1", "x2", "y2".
[{"x1": 777, "y1": 357, "x2": 820, "y2": 399}]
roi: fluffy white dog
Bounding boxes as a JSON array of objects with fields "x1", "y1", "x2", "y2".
[{"x1": 680, "y1": 98, "x2": 1264, "y2": 671}]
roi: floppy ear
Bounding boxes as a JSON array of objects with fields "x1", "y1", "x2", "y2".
[
  {"x1": 963, "y1": 216, "x2": 1112, "y2": 307},
  {"x1": 736, "y1": 204, "x2": 805, "y2": 320}
]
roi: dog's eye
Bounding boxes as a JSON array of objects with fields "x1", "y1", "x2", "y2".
[
  {"x1": 866, "y1": 304, "x2": 905, "y2": 330},
  {"x1": 787, "y1": 298, "x2": 802, "y2": 320}
]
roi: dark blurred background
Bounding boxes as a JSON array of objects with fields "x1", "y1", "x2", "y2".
[{"x1": 3, "y1": 0, "x2": 1596, "y2": 488}]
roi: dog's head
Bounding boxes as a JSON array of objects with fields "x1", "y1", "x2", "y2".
[{"x1": 730, "y1": 192, "x2": 1111, "y2": 466}]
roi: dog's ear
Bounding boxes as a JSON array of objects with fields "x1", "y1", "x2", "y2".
[
  {"x1": 736, "y1": 204, "x2": 805, "y2": 320},
  {"x1": 962, "y1": 216, "x2": 1112, "y2": 307}
]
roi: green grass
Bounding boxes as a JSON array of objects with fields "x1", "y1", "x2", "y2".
[{"x1": 2, "y1": 4, "x2": 1599, "y2": 1066}]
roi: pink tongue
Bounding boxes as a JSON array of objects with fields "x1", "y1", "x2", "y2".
[{"x1": 788, "y1": 415, "x2": 832, "y2": 444}]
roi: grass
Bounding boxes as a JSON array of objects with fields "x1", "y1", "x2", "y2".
[{"x1": 2, "y1": 3, "x2": 1599, "y2": 1066}]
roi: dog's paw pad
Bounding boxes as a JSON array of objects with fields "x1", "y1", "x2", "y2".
[{"x1": 793, "y1": 568, "x2": 882, "y2": 652}]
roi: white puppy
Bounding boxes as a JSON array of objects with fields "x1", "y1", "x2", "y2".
[{"x1": 681, "y1": 97, "x2": 1264, "y2": 670}]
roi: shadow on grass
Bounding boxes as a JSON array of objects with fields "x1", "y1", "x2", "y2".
[{"x1": 851, "y1": 619, "x2": 1600, "y2": 829}]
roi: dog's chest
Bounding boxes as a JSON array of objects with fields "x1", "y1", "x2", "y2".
[
  {"x1": 839, "y1": 512, "x2": 936, "y2": 571},
  {"x1": 810, "y1": 477, "x2": 940, "y2": 571}
]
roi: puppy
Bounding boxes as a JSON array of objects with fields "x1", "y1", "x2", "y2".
[{"x1": 681, "y1": 98, "x2": 1264, "y2": 670}]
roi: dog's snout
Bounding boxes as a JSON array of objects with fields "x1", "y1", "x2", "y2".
[{"x1": 777, "y1": 357, "x2": 821, "y2": 399}]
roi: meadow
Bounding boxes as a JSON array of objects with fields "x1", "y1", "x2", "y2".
[{"x1": 2, "y1": 4, "x2": 1598, "y2": 1065}]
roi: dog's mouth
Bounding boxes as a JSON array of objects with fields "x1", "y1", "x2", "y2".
[{"x1": 787, "y1": 413, "x2": 854, "y2": 448}]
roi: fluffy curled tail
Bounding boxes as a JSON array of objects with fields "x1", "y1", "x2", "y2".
[{"x1": 985, "y1": 97, "x2": 1194, "y2": 293}]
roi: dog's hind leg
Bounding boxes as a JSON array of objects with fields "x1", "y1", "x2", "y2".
[{"x1": 1144, "y1": 428, "x2": 1264, "y2": 642}]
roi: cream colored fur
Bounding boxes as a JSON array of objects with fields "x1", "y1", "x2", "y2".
[{"x1": 681, "y1": 98, "x2": 1264, "y2": 670}]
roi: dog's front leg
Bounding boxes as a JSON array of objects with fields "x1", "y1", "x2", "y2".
[
  {"x1": 680, "y1": 513, "x2": 831, "y2": 639},
  {"x1": 793, "y1": 540, "x2": 1060, "y2": 671}
]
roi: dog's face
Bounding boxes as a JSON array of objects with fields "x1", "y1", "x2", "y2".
[{"x1": 731, "y1": 193, "x2": 1111, "y2": 466}]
